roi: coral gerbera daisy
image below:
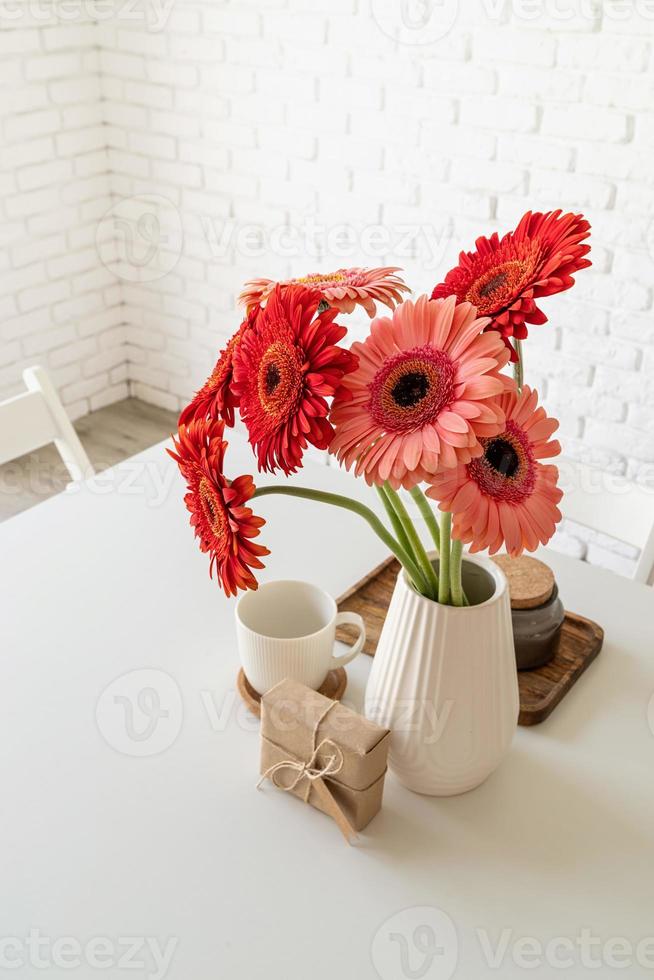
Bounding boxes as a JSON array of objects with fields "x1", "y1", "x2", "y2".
[
  {"x1": 426, "y1": 386, "x2": 562, "y2": 557},
  {"x1": 168, "y1": 418, "x2": 269, "y2": 596},
  {"x1": 231, "y1": 284, "x2": 357, "y2": 475},
  {"x1": 329, "y1": 294, "x2": 513, "y2": 490},
  {"x1": 179, "y1": 305, "x2": 259, "y2": 428},
  {"x1": 431, "y1": 210, "x2": 591, "y2": 358},
  {"x1": 238, "y1": 267, "x2": 410, "y2": 318}
]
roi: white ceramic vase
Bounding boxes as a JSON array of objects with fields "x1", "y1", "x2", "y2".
[{"x1": 364, "y1": 553, "x2": 519, "y2": 796}]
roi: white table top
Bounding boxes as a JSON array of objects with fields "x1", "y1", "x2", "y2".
[{"x1": 2, "y1": 436, "x2": 654, "y2": 980}]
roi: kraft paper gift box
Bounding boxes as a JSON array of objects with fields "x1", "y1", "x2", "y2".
[{"x1": 259, "y1": 678, "x2": 390, "y2": 839}]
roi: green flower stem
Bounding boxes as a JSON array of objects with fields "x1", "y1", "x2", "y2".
[
  {"x1": 253, "y1": 484, "x2": 426, "y2": 591},
  {"x1": 375, "y1": 485, "x2": 426, "y2": 594},
  {"x1": 450, "y1": 538, "x2": 464, "y2": 607},
  {"x1": 439, "y1": 511, "x2": 452, "y2": 605},
  {"x1": 409, "y1": 485, "x2": 441, "y2": 553},
  {"x1": 513, "y1": 338, "x2": 524, "y2": 391},
  {"x1": 383, "y1": 483, "x2": 439, "y2": 601}
]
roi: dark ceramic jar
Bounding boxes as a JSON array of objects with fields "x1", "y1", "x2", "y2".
[{"x1": 512, "y1": 583, "x2": 565, "y2": 670}]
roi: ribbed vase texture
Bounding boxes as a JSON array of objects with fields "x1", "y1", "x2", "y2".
[{"x1": 364, "y1": 554, "x2": 519, "y2": 796}]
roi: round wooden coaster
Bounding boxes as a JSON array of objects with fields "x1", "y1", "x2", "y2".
[
  {"x1": 492, "y1": 554, "x2": 555, "y2": 609},
  {"x1": 237, "y1": 667, "x2": 348, "y2": 718}
]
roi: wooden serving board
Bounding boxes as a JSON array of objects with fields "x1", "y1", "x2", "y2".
[{"x1": 336, "y1": 557, "x2": 604, "y2": 727}]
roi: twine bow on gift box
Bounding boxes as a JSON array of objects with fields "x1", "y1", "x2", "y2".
[
  {"x1": 259, "y1": 736, "x2": 343, "y2": 792},
  {"x1": 257, "y1": 702, "x2": 358, "y2": 844}
]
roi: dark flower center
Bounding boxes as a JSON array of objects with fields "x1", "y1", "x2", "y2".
[
  {"x1": 369, "y1": 346, "x2": 456, "y2": 434},
  {"x1": 485, "y1": 439, "x2": 520, "y2": 478},
  {"x1": 265, "y1": 363, "x2": 281, "y2": 395},
  {"x1": 198, "y1": 476, "x2": 228, "y2": 550},
  {"x1": 465, "y1": 257, "x2": 535, "y2": 315},
  {"x1": 391, "y1": 371, "x2": 430, "y2": 408},
  {"x1": 257, "y1": 337, "x2": 304, "y2": 422},
  {"x1": 478, "y1": 271, "x2": 508, "y2": 299},
  {"x1": 467, "y1": 423, "x2": 536, "y2": 504}
]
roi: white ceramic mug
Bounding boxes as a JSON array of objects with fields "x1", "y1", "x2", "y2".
[{"x1": 235, "y1": 580, "x2": 366, "y2": 694}]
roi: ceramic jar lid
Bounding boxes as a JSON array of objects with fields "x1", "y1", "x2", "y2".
[{"x1": 492, "y1": 555, "x2": 555, "y2": 610}]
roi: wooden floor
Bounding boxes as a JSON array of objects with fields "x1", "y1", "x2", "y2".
[{"x1": 0, "y1": 398, "x2": 177, "y2": 522}]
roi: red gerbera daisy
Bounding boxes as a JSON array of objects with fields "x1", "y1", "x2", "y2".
[
  {"x1": 426, "y1": 386, "x2": 562, "y2": 557},
  {"x1": 431, "y1": 210, "x2": 591, "y2": 358},
  {"x1": 168, "y1": 418, "x2": 269, "y2": 596},
  {"x1": 239, "y1": 267, "x2": 410, "y2": 318},
  {"x1": 231, "y1": 284, "x2": 357, "y2": 475},
  {"x1": 179, "y1": 305, "x2": 260, "y2": 428}
]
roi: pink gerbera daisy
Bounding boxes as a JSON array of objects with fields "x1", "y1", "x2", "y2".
[
  {"x1": 426, "y1": 386, "x2": 563, "y2": 556},
  {"x1": 329, "y1": 294, "x2": 513, "y2": 490},
  {"x1": 238, "y1": 267, "x2": 410, "y2": 318}
]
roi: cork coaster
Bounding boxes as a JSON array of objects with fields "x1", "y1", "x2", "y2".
[
  {"x1": 237, "y1": 667, "x2": 347, "y2": 719},
  {"x1": 492, "y1": 555, "x2": 555, "y2": 609}
]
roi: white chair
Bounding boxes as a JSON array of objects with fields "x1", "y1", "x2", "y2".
[
  {"x1": 558, "y1": 457, "x2": 654, "y2": 585},
  {"x1": 0, "y1": 365, "x2": 94, "y2": 484}
]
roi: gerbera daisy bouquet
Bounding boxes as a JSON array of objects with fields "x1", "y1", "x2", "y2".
[{"x1": 171, "y1": 211, "x2": 590, "y2": 606}]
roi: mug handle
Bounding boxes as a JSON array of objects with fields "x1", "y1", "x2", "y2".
[{"x1": 330, "y1": 611, "x2": 366, "y2": 669}]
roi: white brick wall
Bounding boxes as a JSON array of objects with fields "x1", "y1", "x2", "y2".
[
  {"x1": 2, "y1": 0, "x2": 654, "y2": 574},
  {"x1": 0, "y1": 10, "x2": 126, "y2": 419}
]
